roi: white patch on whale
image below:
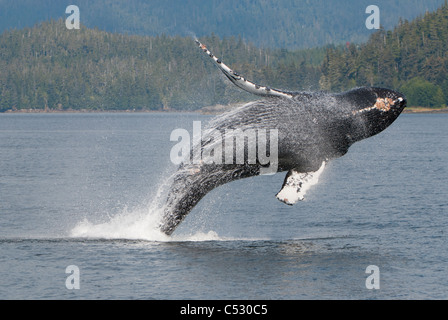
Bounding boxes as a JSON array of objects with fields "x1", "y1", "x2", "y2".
[{"x1": 276, "y1": 161, "x2": 327, "y2": 205}]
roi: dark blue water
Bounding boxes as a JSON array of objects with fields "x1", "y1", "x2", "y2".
[{"x1": 0, "y1": 112, "x2": 447, "y2": 299}]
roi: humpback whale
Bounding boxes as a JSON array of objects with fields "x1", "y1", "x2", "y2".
[{"x1": 159, "y1": 40, "x2": 407, "y2": 235}]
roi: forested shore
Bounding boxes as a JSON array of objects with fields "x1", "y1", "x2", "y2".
[{"x1": 1, "y1": 2, "x2": 447, "y2": 112}]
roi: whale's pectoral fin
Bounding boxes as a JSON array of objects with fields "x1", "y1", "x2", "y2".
[
  {"x1": 196, "y1": 39, "x2": 294, "y2": 99},
  {"x1": 276, "y1": 161, "x2": 327, "y2": 205}
]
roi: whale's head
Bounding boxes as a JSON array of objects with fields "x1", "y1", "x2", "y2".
[{"x1": 341, "y1": 87, "x2": 407, "y2": 141}]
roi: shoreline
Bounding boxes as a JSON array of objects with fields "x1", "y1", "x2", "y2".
[
  {"x1": 0, "y1": 109, "x2": 198, "y2": 114},
  {"x1": 1, "y1": 105, "x2": 447, "y2": 115},
  {"x1": 402, "y1": 107, "x2": 448, "y2": 114}
]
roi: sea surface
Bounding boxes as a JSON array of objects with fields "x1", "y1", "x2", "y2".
[{"x1": 0, "y1": 112, "x2": 447, "y2": 300}]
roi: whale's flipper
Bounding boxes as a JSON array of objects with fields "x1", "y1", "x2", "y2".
[
  {"x1": 196, "y1": 40, "x2": 294, "y2": 99},
  {"x1": 276, "y1": 161, "x2": 327, "y2": 205}
]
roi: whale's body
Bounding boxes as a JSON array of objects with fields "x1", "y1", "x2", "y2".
[{"x1": 159, "y1": 41, "x2": 407, "y2": 235}]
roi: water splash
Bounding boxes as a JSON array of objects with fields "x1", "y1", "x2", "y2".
[
  {"x1": 69, "y1": 208, "x2": 233, "y2": 242},
  {"x1": 69, "y1": 167, "x2": 171, "y2": 241},
  {"x1": 69, "y1": 205, "x2": 169, "y2": 241},
  {"x1": 68, "y1": 170, "x2": 231, "y2": 242}
]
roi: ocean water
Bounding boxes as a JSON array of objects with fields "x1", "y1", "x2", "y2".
[{"x1": 0, "y1": 112, "x2": 447, "y2": 300}]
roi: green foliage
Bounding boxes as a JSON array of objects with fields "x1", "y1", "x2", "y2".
[
  {"x1": 1, "y1": 2, "x2": 448, "y2": 111},
  {"x1": 0, "y1": 19, "x2": 326, "y2": 111},
  {"x1": 320, "y1": 1, "x2": 448, "y2": 107},
  {"x1": 400, "y1": 77, "x2": 445, "y2": 108}
]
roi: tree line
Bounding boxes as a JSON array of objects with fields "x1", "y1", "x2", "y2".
[
  {"x1": 0, "y1": 20, "x2": 326, "y2": 112},
  {"x1": 319, "y1": 1, "x2": 448, "y2": 108},
  {"x1": 0, "y1": 1, "x2": 447, "y2": 112}
]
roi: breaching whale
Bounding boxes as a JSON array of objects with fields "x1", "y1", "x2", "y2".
[{"x1": 158, "y1": 40, "x2": 407, "y2": 235}]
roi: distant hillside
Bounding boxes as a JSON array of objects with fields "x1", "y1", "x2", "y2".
[
  {"x1": 1, "y1": 2, "x2": 447, "y2": 112},
  {"x1": 0, "y1": 0, "x2": 446, "y2": 49},
  {"x1": 0, "y1": 19, "x2": 326, "y2": 111},
  {"x1": 320, "y1": 1, "x2": 448, "y2": 107}
]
